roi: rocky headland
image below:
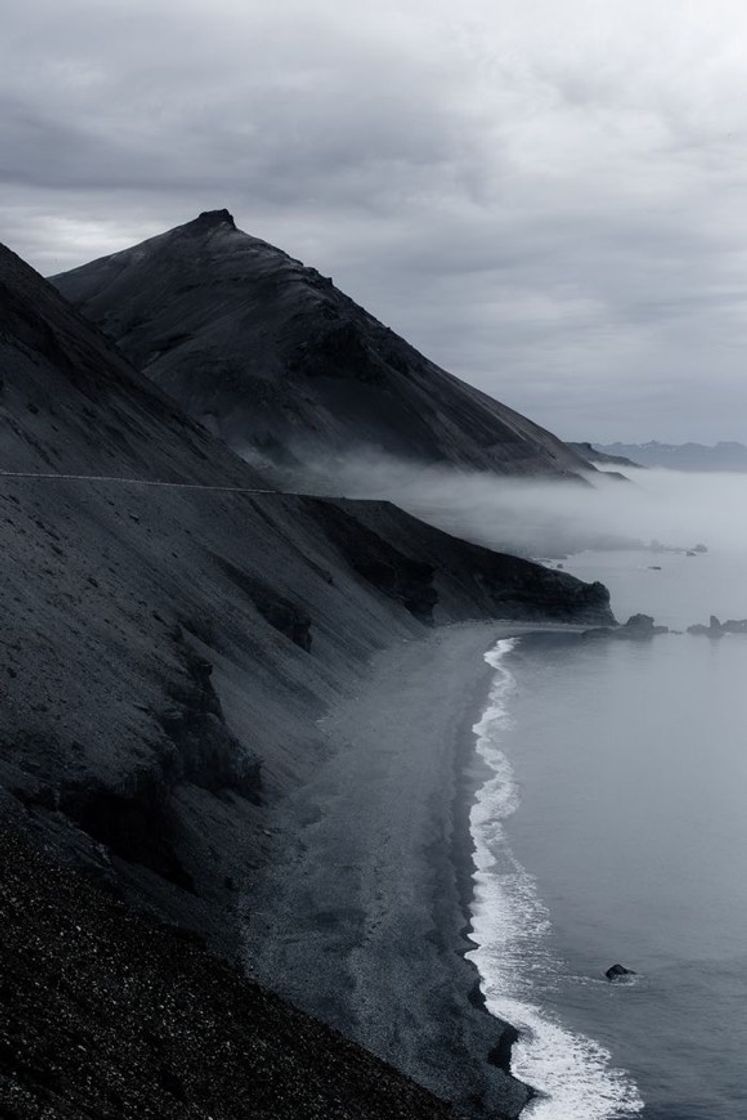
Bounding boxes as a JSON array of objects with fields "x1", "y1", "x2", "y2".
[{"x1": 0, "y1": 230, "x2": 614, "y2": 1117}]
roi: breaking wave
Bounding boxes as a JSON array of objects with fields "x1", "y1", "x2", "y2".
[{"x1": 466, "y1": 639, "x2": 644, "y2": 1119}]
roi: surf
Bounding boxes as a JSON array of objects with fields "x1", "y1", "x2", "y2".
[{"x1": 466, "y1": 638, "x2": 644, "y2": 1119}]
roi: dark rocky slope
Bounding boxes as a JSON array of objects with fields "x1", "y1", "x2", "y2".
[
  {"x1": 0, "y1": 239, "x2": 266, "y2": 484},
  {"x1": 0, "y1": 240, "x2": 612, "y2": 1116},
  {"x1": 52, "y1": 210, "x2": 593, "y2": 482},
  {"x1": 0, "y1": 827, "x2": 458, "y2": 1120},
  {"x1": 567, "y1": 441, "x2": 642, "y2": 470}
]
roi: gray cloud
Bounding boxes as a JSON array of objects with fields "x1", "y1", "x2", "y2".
[{"x1": 3, "y1": 0, "x2": 747, "y2": 442}]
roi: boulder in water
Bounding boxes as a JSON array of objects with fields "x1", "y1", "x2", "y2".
[{"x1": 605, "y1": 963, "x2": 636, "y2": 982}]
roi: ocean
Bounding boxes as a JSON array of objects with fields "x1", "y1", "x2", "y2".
[{"x1": 466, "y1": 537, "x2": 747, "y2": 1117}]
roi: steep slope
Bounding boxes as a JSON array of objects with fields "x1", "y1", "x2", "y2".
[
  {"x1": 52, "y1": 210, "x2": 593, "y2": 481},
  {"x1": 0, "y1": 239, "x2": 266, "y2": 484},
  {"x1": 0, "y1": 240, "x2": 611, "y2": 1118},
  {"x1": 567, "y1": 441, "x2": 643, "y2": 470},
  {"x1": 0, "y1": 828, "x2": 459, "y2": 1120}
]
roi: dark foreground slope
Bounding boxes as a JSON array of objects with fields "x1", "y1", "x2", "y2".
[
  {"x1": 0, "y1": 240, "x2": 611, "y2": 1117},
  {"x1": 0, "y1": 237, "x2": 266, "y2": 484},
  {"x1": 52, "y1": 210, "x2": 592, "y2": 481},
  {"x1": 0, "y1": 828, "x2": 457, "y2": 1120}
]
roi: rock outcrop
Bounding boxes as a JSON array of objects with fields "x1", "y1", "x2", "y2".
[
  {"x1": 687, "y1": 616, "x2": 747, "y2": 636},
  {"x1": 582, "y1": 613, "x2": 668, "y2": 641},
  {"x1": 605, "y1": 963, "x2": 636, "y2": 982}
]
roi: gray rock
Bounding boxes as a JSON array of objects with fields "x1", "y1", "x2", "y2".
[
  {"x1": 688, "y1": 615, "x2": 726, "y2": 637},
  {"x1": 582, "y1": 613, "x2": 668, "y2": 641},
  {"x1": 605, "y1": 963, "x2": 636, "y2": 981}
]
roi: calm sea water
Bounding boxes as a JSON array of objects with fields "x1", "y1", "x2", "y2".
[{"x1": 467, "y1": 545, "x2": 747, "y2": 1118}]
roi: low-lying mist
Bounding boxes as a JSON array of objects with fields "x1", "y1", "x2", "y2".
[{"x1": 269, "y1": 450, "x2": 747, "y2": 559}]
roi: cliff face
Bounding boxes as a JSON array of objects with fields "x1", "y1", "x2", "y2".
[
  {"x1": 0, "y1": 239, "x2": 611, "y2": 1118},
  {"x1": 52, "y1": 210, "x2": 593, "y2": 482},
  {"x1": 0, "y1": 238, "x2": 611, "y2": 932}
]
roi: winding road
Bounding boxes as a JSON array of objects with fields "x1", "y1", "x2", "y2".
[{"x1": 0, "y1": 470, "x2": 279, "y2": 494}]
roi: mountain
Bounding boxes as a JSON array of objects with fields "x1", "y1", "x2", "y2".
[
  {"x1": 0, "y1": 238, "x2": 611, "y2": 1118},
  {"x1": 593, "y1": 440, "x2": 747, "y2": 471},
  {"x1": 567, "y1": 441, "x2": 643, "y2": 470},
  {"x1": 52, "y1": 210, "x2": 592, "y2": 483}
]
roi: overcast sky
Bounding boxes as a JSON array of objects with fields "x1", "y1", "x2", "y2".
[{"x1": 3, "y1": 0, "x2": 747, "y2": 442}]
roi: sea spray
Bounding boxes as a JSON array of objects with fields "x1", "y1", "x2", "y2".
[{"x1": 466, "y1": 639, "x2": 644, "y2": 1119}]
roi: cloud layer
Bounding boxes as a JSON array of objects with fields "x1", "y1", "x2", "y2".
[{"x1": 4, "y1": 0, "x2": 747, "y2": 441}]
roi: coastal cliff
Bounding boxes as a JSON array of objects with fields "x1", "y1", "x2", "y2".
[{"x1": 0, "y1": 236, "x2": 612, "y2": 1116}]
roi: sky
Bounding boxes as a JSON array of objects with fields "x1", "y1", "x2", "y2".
[{"x1": 3, "y1": 0, "x2": 747, "y2": 443}]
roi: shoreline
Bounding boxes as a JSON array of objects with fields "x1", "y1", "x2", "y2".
[
  {"x1": 242, "y1": 619, "x2": 589, "y2": 1119},
  {"x1": 451, "y1": 628, "x2": 592, "y2": 1094}
]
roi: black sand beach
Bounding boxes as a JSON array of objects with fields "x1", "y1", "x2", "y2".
[{"x1": 242, "y1": 622, "x2": 585, "y2": 1119}]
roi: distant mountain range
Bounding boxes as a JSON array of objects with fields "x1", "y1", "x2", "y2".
[
  {"x1": 52, "y1": 209, "x2": 592, "y2": 484},
  {"x1": 591, "y1": 440, "x2": 747, "y2": 472}
]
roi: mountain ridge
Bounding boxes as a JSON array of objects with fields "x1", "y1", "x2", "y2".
[
  {"x1": 1, "y1": 235, "x2": 611, "y2": 1118},
  {"x1": 52, "y1": 210, "x2": 594, "y2": 484},
  {"x1": 594, "y1": 440, "x2": 747, "y2": 472}
]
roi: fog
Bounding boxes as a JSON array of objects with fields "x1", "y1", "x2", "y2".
[{"x1": 284, "y1": 453, "x2": 747, "y2": 558}]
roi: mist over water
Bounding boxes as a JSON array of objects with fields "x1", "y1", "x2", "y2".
[
  {"x1": 287, "y1": 452, "x2": 747, "y2": 560},
  {"x1": 459, "y1": 468, "x2": 747, "y2": 1118},
  {"x1": 284, "y1": 451, "x2": 747, "y2": 1114}
]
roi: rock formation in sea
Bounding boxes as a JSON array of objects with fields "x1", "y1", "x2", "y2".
[
  {"x1": 687, "y1": 615, "x2": 747, "y2": 636},
  {"x1": 51, "y1": 210, "x2": 594, "y2": 485},
  {"x1": 582, "y1": 613, "x2": 668, "y2": 641},
  {"x1": 0, "y1": 234, "x2": 613, "y2": 1117}
]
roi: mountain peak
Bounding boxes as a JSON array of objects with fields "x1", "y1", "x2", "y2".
[
  {"x1": 187, "y1": 209, "x2": 236, "y2": 232},
  {"x1": 52, "y1": 216, "x2": 592, "y2": 482}
]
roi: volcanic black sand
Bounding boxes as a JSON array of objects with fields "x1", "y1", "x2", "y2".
[{"x1": 242, "y1": 621, "x2": 584, "y2": 1119}]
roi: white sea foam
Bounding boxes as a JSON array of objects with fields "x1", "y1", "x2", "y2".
[{"x1": 466, "y1": 639, "x2": 644, "y2": 1119}]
